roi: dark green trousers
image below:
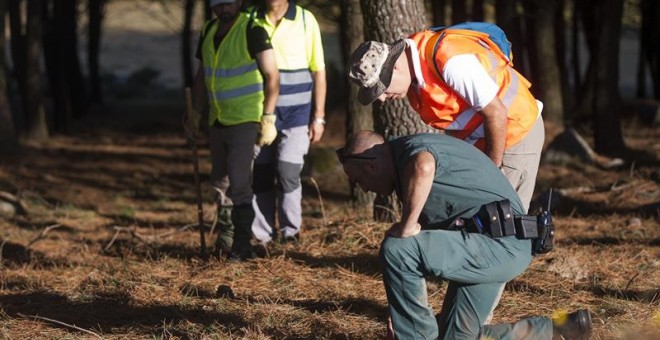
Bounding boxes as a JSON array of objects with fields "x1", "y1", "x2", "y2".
[{"x1": 380, "y1": 230, "x2": 553, "y2": 339}]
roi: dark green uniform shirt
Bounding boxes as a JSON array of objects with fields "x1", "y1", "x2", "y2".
[{"x1": 390, "y1": 133, "x2": 524, "y2": 230}]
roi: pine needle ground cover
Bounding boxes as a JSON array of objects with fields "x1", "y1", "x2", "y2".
[{"x1": 0, "y1": 101, "x2": 658, "y2": 339}]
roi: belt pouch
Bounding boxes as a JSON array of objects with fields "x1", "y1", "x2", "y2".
[
  {"x1": 514, "y1": 215, "x2": 538, "y2": 239},
  {"x1": 481, "y1": 202, "x2": 503, "y2": 238},
  {"x1": 496, "y1": 200, "x2": 516, "y2": 236}
]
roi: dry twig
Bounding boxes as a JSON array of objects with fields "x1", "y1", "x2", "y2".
[
  {"x1": 104, "y1": 224, "x2": 198, "y2": 251},
  {"x1": 306, "y1": 176, "x2": 328, "y2": 226},
  {"x1": 17, "y1": 313, "x2": 103, "y2": 339},
  {"x1": 27, "y1": 224, "x2": 62, "y2": 248}
]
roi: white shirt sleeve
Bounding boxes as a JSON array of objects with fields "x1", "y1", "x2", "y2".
[{"x1": 441, "y1": 54, "x2": 499, "y2": 111}]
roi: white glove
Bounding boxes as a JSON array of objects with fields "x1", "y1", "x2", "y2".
[{"x1": 257, "y1": 113, "x2": 277, "y2": 146}]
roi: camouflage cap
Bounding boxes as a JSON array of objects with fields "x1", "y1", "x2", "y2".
[{"x1": 347, "y1": 39, "x2": 406, "y2": 105}]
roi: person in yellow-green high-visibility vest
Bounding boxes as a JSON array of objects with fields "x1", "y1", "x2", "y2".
[
  {"x1": 248, "y1": 0, "x2": 327, "y2": 244},
  {"x1": 183, "y1": 0, "x2": 279, "y2": 261}
]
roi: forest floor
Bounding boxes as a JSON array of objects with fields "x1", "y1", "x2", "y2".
[{"x1": 0, "y1": 96, "x2": 658, "y2": 339}]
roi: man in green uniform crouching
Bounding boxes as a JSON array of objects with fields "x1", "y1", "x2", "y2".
[{"x1": 337, "y1": 130, "x2": 592, "y2": 340}]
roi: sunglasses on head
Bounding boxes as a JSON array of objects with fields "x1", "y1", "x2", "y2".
[{"x1": 335, "y1": 147, "x2": 378, "y2": 164}]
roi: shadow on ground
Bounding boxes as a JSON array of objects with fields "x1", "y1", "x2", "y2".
[{"x1": 0, "y1": 291, "x2": 246, "y2": 337}]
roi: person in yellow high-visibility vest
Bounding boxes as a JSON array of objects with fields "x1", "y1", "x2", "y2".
[
  {"x1": 183, "y1": 0, "x2": 279, "y2": 261},
  {"x1": 248, "y1": 0, "x2": 327, "y2": 244}
]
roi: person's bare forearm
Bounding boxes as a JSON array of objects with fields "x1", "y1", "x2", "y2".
[
  {"x1": 312, "y1": 69, "x2": 326, "y2": 119},
  {"x1": 399, "y1": 151, "x2": 435, "y2": 234},
  {"x1": 481, "y1": 98, "x2": 508, "y2": 166},
  {"x1": 256, "y1": 49, "x2": 279, "y2": 114}
]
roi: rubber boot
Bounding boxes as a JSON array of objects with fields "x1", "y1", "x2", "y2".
[
  {"x1": 553, "y1": 309, "x2": 592, "y2": 340},
  {"x1": 229, "y1": 203, "x2": 256, "y2": 261},
  {"x1": 213, "y1": 205, "x2": 234, "y2": 258}
]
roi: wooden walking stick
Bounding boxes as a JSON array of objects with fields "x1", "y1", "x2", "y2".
[{"x1": 185, "y1": 87, "x2": 207, "y2": 256}]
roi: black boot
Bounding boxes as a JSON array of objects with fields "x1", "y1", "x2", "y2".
[
  {"x1": 213, "y1": 205, "x2": 234, "y2": 258},
  {"x1": 553, "y1": 309, "x2": 592, "y2": 340},
  {"x1": 229, "y1": 204, "x2": 256, "y2": 261}
]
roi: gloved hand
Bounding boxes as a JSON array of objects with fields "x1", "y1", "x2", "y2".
[
  {"x1": 257, "y1": 113, "x2": 277, "y2": 146},
  {"x1": 183, "y1": 109, "x2": 202, "y2": 139}
]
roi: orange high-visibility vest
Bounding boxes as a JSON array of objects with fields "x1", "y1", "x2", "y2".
[{"x1": 407, "y1": 29, "x2": 539, "y2": 150}]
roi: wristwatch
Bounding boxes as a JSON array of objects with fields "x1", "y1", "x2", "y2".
[{"x1": 312, "y1": 117, "x2": 326, "y2": 125}]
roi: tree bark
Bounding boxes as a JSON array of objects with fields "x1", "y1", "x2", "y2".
[
  {"x1": 591, "y1": 0, "x2": 625, "y2": 155},
  {"x1": 89, "y1": 0, "x2": 105, "y2": 105},
  {"x1": 644, "y1": 0, "x2": 660, "y2": 99},
  {"x1": 495, "y1": 0, "x2": 528, "y2": 79},
  {"x1": 0, "y1": 0, "x2": 17, "y2": 156},
  {"x1": 360, "y1": 0, "x2": 430, "y2": 221},
  {"x1": 341, "y1": 0, "x2": 374, "y2": 207},
  {"x1": 472, "y1": 0, "x2": 484, "y2": 22},
  {"x1": 24, "y1": 0, "x2": 48, "y2": 141},
  {"x1": 204, "y1": 0, "x2": 212, "y2": 21},
  {"x1": 451, "y1": 0, "x2": 467, "y2": 23},
  {"x1": 523, "y1": 0, "x2": 564, "y2": 124},
  {"x1": 554, "y1": 0, "x2": 571, "y2": 118},
  {"x1": 570, "y1": 0, "x2": 581, "y2": 105},
  {"x1": 182, "y1": 0, "x2": 195, "y2": 88},
  {"x1": 431, "y1": 0, "x2": 446, "y2": 26},
  {"x1": 42, "y1": 0, "x2": 86, "y2": 132},
  {"x1": 573, "y1": 0, "x2": 597, "y2": 121},
  {"x1": 8, "y1": 0, "x2": 25, "y2": 128}
]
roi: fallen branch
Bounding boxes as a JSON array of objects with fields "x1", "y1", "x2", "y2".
[
  {"x1": 17, "y1": 313, "x2": 103, "y2": 339},
  {"x1": 27, "y1": 224, "x2": 62, "y2": 248}
]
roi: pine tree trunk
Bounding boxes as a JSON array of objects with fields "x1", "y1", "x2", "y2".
[
  {"x1": 592, "y1": 0, "x2": 625, "y2": 155},
  {"x1": 8, "y1": 0, "x2": 25, "y2": 128},
  {"x1": 341, "y1": 0, "x2": 374, "y2": 208},
  {"x1": 89, "y1": 0, "x2": 105, "y2": 105},
  {"x1": 495, "y1": 0, "x2": 528, "y2": 79},
  {"x1": 182, "y1": 0, "x2": 195, "y2": 88},
  {"x1": 523, "y1": 0, "x2": 564, "y2": 124},
  {"x1": 451, "y1": 0, "x2": 467, "y2": 23},
  {"x1": 360, "y1": 0, "x2": 429, "y2": 221},
  {"x1": 570, "y1": 0, "x2": 581, "y2": 110},
  {"x1": 0, "y1": 0, "x2": 17, "y2": 156},
  {"x1": 204, "y1": 0, "x2": 212, "y2": 21},
  {"x1": 645, "y1": 0, "x2": 660, "y2": 99},
  {"x1": 573, "y1": 0, "x2": 597, "y2": 121},
  {"x1": 42, "y1": 0, "x2": 69, "y2": 131},
  {"x1": 65, "y1": 0, "x2": 86, "y2": 119},
  {"x1": 472, "y1": 0, "x2": 484, "y2": 21},
  {"x1": 24, "y1": 0, "x2": 48, "y2": 141},
  {"x1": 554, "y1": 0, "x2": 571, "y2": 118},
  {"x1": 431, "y1": 0, "x2": 446, "y2": 26},
  {"x1": 43, "y1": 0, "x2": 85, "y2": 131}
]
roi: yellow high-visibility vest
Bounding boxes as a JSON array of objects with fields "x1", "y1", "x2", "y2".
[{"x1": 201, "y1": 14, "x2": 264, "y2": 126}]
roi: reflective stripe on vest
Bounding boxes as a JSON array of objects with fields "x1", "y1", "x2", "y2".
[
  {"x1": 278, "y1": 69, "x2": 312, "y2": 107},
  {"x1": 411, "y1": 30, "x2": 538, "y2": 150},
  {"x1": 201, "y1": 14, "x2": 264, "y2": 126}
]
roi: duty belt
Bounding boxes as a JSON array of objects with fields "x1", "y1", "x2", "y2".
[
  {"x1": 455, "y1": 200, "x2": 541, "y2": 239},
  {"x1": 453, "y1": 199, "x2": 555, "y2": 255}
]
